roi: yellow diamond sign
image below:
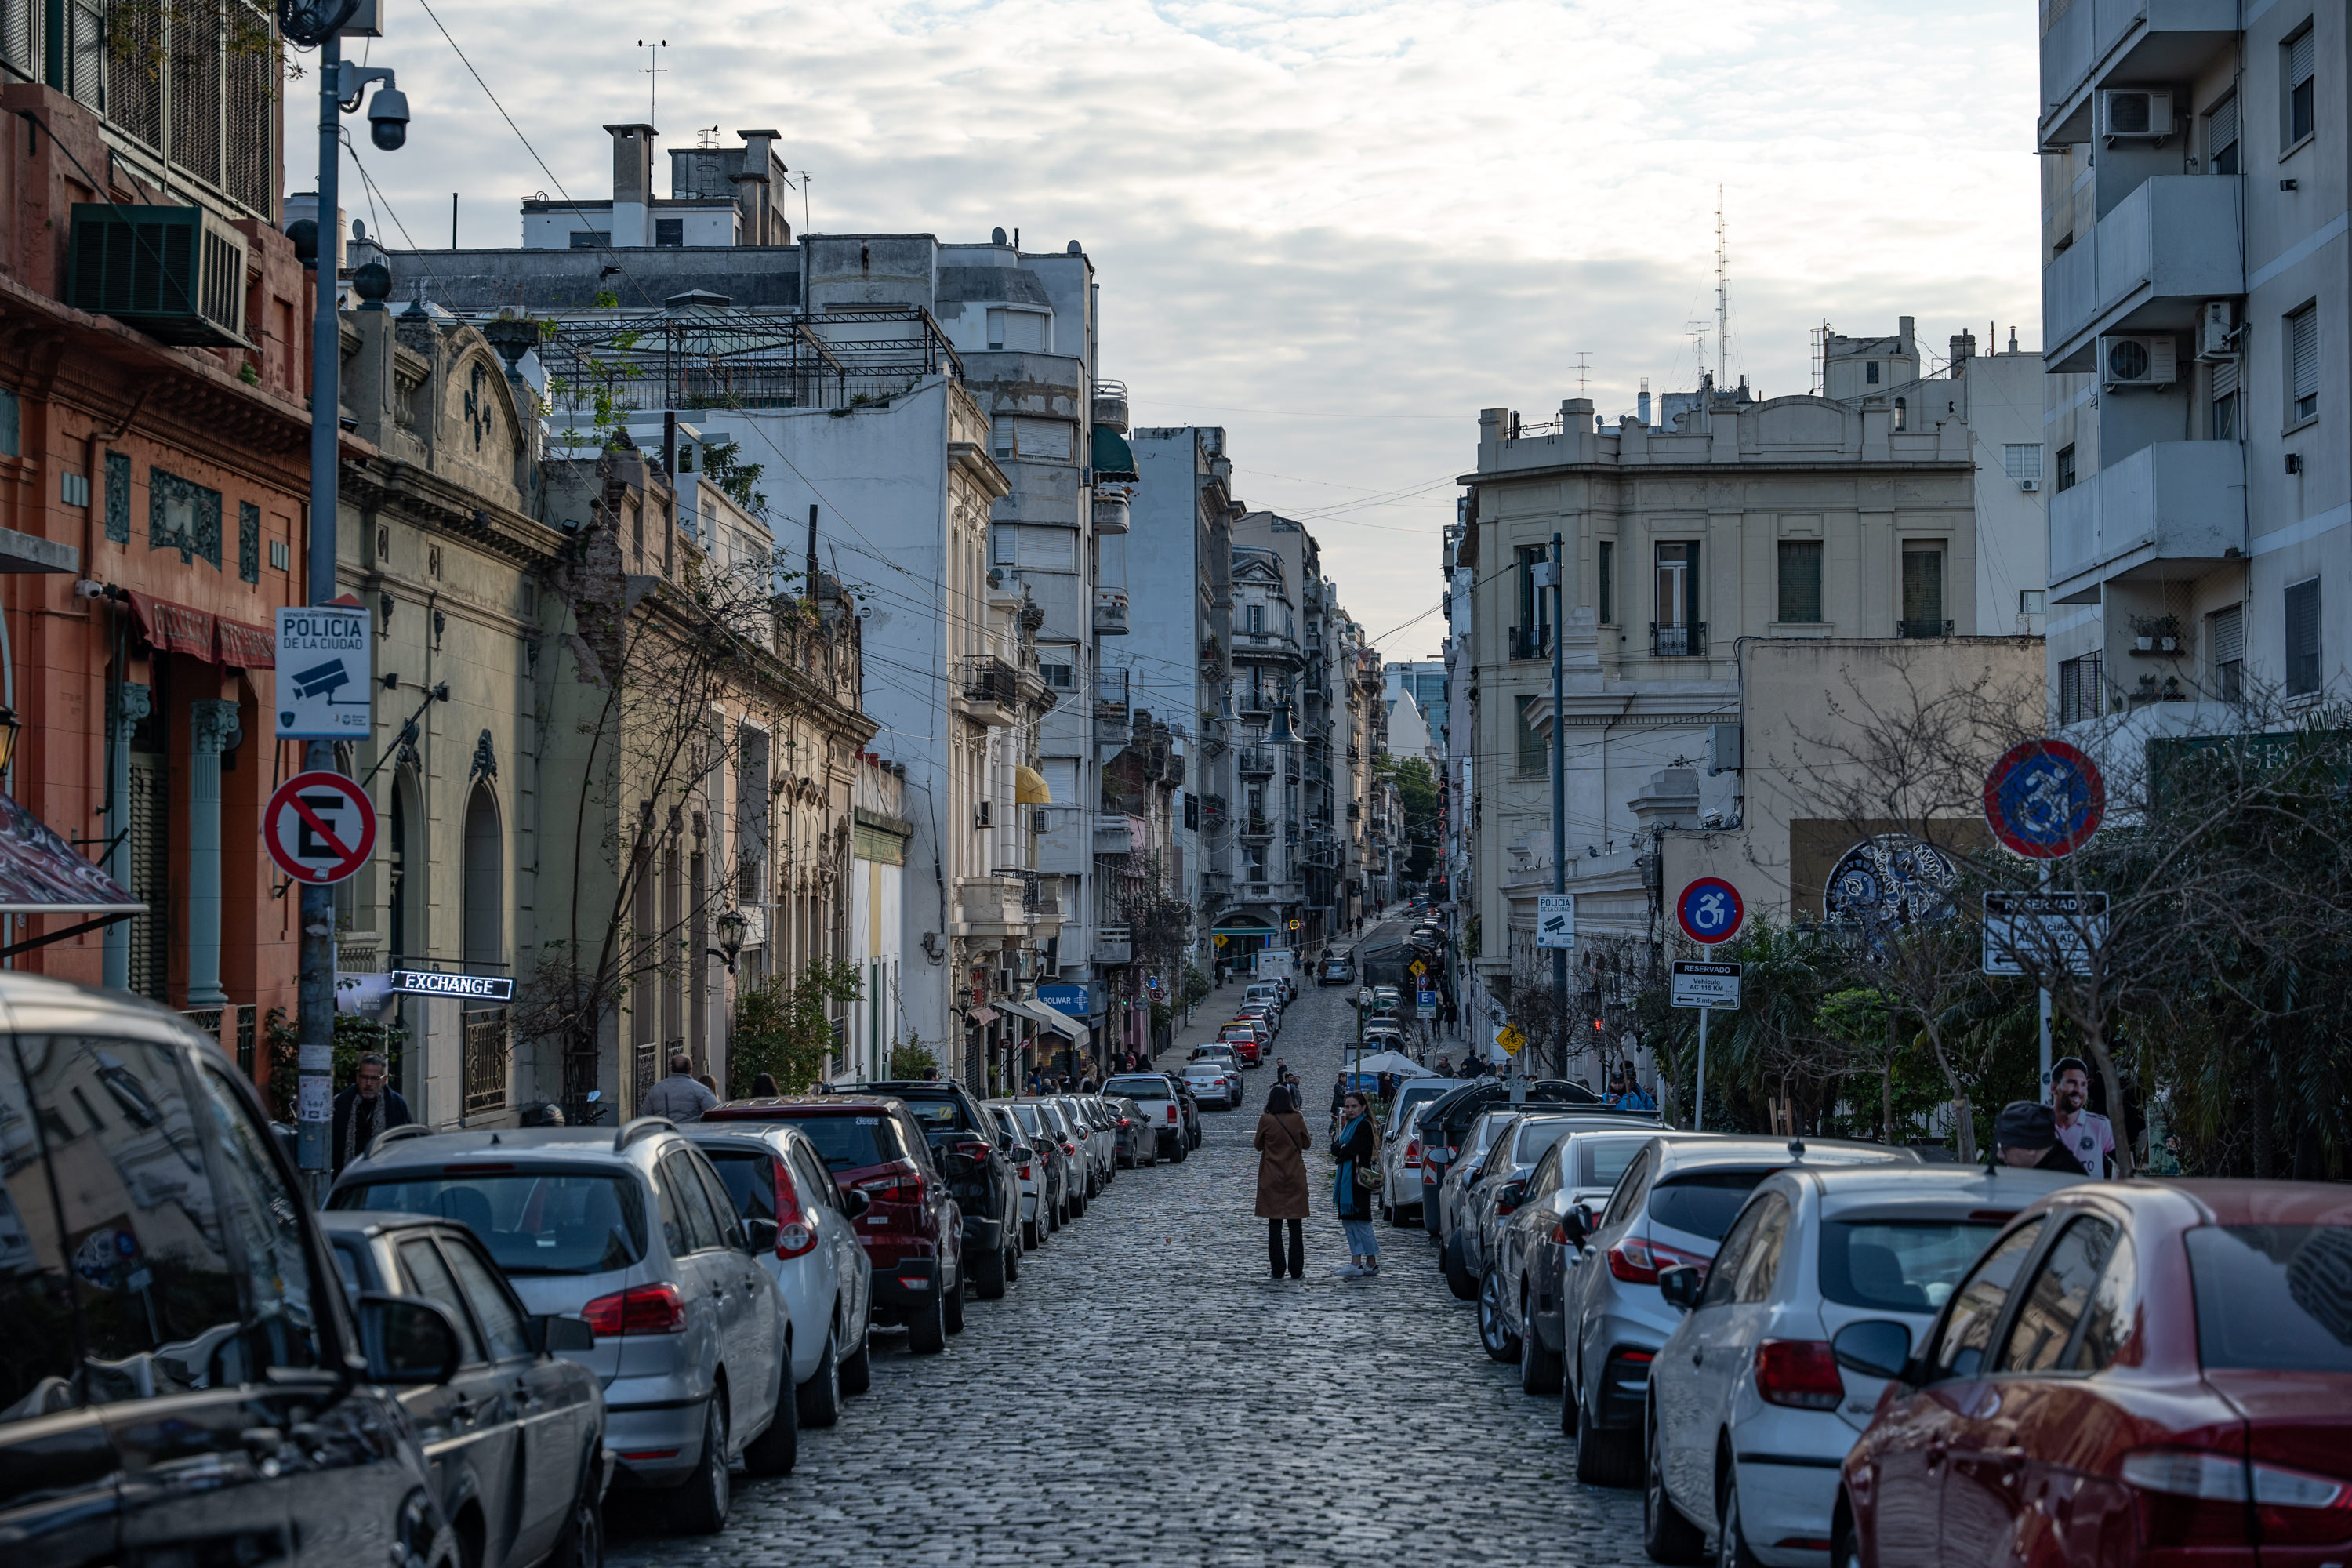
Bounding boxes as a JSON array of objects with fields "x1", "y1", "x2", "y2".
[{"x1": 1497, "y1": 1025, "x2": 1526, "y2": 1057}]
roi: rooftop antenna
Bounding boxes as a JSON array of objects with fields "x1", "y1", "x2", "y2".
[
  {"x1": 1686, "y1": 320, "x2": 1709, "y2": 386},
  {"x1": 636, "y1": 38, "x2": 668, "y2": 123},
  {"x1": 1714, "y1": 186, "x2": 1730, "y2": 387},
  {"x1": 1574, "y1": 351, "x2": 1592, "y2": 397}
]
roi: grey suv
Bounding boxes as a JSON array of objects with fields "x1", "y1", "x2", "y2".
[{"x1": 332, "y1": 1118, "x2": 793, "y2": 1533}]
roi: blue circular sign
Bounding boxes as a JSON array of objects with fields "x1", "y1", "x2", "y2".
[
  {"x1": 1676, "y1": 877, "x2": 1744, "y2": 944},
  {"x1": 1984, "y1": 739, "x2": 2105, "y2": 859}
]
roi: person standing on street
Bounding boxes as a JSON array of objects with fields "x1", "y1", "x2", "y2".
[
  {"x1": 1254, "y1": 1083, "x2": 1312, "y2": 1279},
  {"x1": 1331, "y1": 1091, "x2": 1381, "y2": 1277},
  {"x1": 643, "y1": 1052, "x2": 718, "y2": 1123},
  {"x1": 2049, "y1": 1057, "x2": 2114, "y2": 1176},
  {"x1": 331, "y1": 1051, "x2": 412, "y2": 1176}
]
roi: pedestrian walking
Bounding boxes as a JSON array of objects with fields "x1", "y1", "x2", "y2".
[
  {"x1": 1329, "y1": 1072, "x2": 1347, "y2": 1120},
  {"x1": 1331, "y1": 1091, "x2": 1381, "y2": 1276},
  {"x1": 330, "y1": 1051, "x2": 412, "y2": 1176},
  {"x1": 1254, "y1": 1083, "x2": 1312, "y2": 1280},
  {"x1": 642, "y1": 1052, "x2": 717, "y2": 1123},
  {"x1": 2049, "y1": 1057, "x2": 2114, "y2": 1177}
]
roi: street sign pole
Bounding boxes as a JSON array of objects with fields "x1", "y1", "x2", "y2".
[
  {"x1": 2038, "y1": 861, "x2": 2053, "y2": 1102},
  {"x1": 1549, "y1": 529, "x2": 1566, "y2": 1083},
  {"x1": 1694, "y1": 1004, "x2": 1708, "y2": 1133},
  {"x1": 298, "y1": 35, "x2": 345, "y2": 1198}
]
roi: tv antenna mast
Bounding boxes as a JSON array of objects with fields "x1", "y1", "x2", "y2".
[
  {"x1": 1714, "y1": 187, "x2": 1730, "y2": 386},
  {"x1": 637, "y1": 38, "x2": 669, "y2": 122},
  {"x1": 1574, "y1": 351, "x2": 1592, "y2": 397}
]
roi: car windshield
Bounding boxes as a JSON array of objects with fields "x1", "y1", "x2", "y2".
[
  {"x1": 2186, "y1": 1224, "x2": 2352, "y2": 1372},
  {"x1": 1819, "y1": 1219, "x2": 2000, "y2": 1312},
  {"x1": 1008, "y1": 1103, "x2": 1047, "y2": 1138},
  {"x1": 1646, "y1": 1172, "x2": 1770, "y2": 1242},
  {"x1": 768, "y1": 1112, "x2": 907, "y2": 1171},
  {"x1": 331, "y1": 1171, "x2": 648, "y2": 1276},
  {"x1": 1388, "y1": 1082, "x2": 1448, "y2": 1132},
  {"x1": 895, "y1": 1098, "x2": 971, "y2": 1134},
  {"x1": 1104, "y1": 1076, "x2": 1171, "y2": 1101}
]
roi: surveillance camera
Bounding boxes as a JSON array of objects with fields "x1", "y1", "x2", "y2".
[{"x1": 367, "y1": 85, "x2": 408, "y2": 151}]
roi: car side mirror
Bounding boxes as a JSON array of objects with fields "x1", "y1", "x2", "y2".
[
  {"x1": 841, "y1": 1188, "x2": 872, "y2": 1220},
  {"x1": 1011, "y1": 1145, "x2": 1035, "y2": 1162},
  {"x1": 530, "y1": 1314, "x2": 596, "y2": 1355},
  {"x1": 358, "y1": 1293, "x2": 463, "y2": 1384},
  {"x1": 1657, "y1": 1264, "x2": 1705, "y2": 1312},
  {"x1": 1562, "y1": 1207, "x2": 1591, "y2": 1249},
  {"x1": 743, "y1": 1217, "x2": 781, "y2": 1254},
  {"x1": 1831, "y1": 1319, "x2": 1914, "y2": 1382}
]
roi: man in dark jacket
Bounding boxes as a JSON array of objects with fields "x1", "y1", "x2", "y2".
[{"x1": 332, "y1": 1052, "x2": 413, "y2": 1175}]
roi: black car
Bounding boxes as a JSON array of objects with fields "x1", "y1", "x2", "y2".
[
  {"x1": 1415, "y1": 1078, "x2": 1606, "y2": 1238},
  {"x1": 0, "y1": 974, "x2": 514, "y2": 1568},
  {"x1": 320, "y1": 1212, "x2": 607, "y2": 1568},
  {"x1": 863, "y1": 1080, "x2": 1022, "y2": 1299}
]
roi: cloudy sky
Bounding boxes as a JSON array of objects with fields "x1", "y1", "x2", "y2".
[{"x1": 314, "y1": 0, "x2": 2042, "y2": 659}]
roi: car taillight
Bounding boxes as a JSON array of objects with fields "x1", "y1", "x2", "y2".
[
  {"x1": 856, "y1": 1160, "x2": 925, "y2": 1206},
  {"x1": 2120, "y1": 1449, "x2": 2352, "y2": 1548},
  {"x1": 1167, "y1": 1105, "x2": 1179, "y2": 1123},
  {"x1": 1116, "y1": 1117, "x2": 1132, "y2": 1128},
  {"x1": 580, "y1": 1282, "x2": 687, "y2": 1337},
  {"x1": 1404, "y1": 1139, "x2": 1421, "y2": 1169},
  {"x1": 953, "y1": 1138, "x2": 993, "y2": 1163},
  {"x1": 1062, "y1": 1142, "x2": 1076, "y2": 1156},
  {"x1": 1752, "y1": 1340, "x2": 1843, "y2": 1410},
  {"x1": 1606, "y1": 1235, "x2": 1708, "y2": 1284},
  {"x1": 1018, "y1": 1163, "x2": 1032, "y2": 1179},
  {"x1": 771, "y1": 1158, "x2": 818, "y2": 1258}
]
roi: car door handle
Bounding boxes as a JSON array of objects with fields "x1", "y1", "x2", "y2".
[{"x1": 1690, "y1": 1350, "x2": 1704, "y2": 1366}]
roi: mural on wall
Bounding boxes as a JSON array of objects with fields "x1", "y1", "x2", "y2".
[{"x1": 1824, "y1": 834, "x2": 1958, "y2": 935}]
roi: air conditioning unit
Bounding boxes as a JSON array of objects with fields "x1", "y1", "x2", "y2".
[
  {"x1": 2097, "y1": 89, "x2": 2175, "y2": 143},
  {"x1": 2020, "y1": 477, "x2": 2040, "y2": 492},
  {"x1": 2099, "y1": 335, "x2": 2178, "y2": 388},
  {"x1": 67, "y1": 205, "x2": 252, "y2": 347},
  {"x1": 2198, "y1": 299, "x2": 2238, "y2": 360}
]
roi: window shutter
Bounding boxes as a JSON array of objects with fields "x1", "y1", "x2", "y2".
[
  {"x1": 2212, "y1": 355, "x2": 2239, "y2": 399},
  {"x1": 2292, "y1": 307, "x2": 2319, "y2": 405},
  {"x1": 2210, "y1": 604, "x2": 2244, "y2": 666},
  {"x1": 2285, "y1": 579, "x2": 2321, "y2": 695},
  {"x1": 1684, "y1": 539, "x2": 1702, "y2": 629},
  {"x1": 2291, "y1": 27, "x2": 2315, "y2": 89},
  {"x1": 2206, "y1": 95, "x2": 2238, "y2": 161}
]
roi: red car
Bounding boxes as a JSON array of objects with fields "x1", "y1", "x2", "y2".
[
  {"x1": 1218, "y1": 1022, "x2": 1265, "y2": 1065},
  {"x1": 1835, "y1": 1179, "x2": 2352, "y2": 1568},
  {"x1": 703, "y1": 1095, "x2": 967, "y2": 1353}
]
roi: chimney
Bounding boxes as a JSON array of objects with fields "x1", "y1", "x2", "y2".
[
  {"x1": 734, "y1": 129, "x2": 782, "y2": 245},
  {"x1": 1637, "y1": 379, "x2": 1651, "y2": 426},
  {"x1": 605, "y1": 122, "x2": 657, "y2": 246},
  {"x1": 1948, "y1": 330, "x2": 1976, "y2": 377},
  {"x1": 1897, "y1": 314, "x2": 1916, "y2": 358}
]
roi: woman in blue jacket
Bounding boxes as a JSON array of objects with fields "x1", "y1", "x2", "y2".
[{"x1": 1331, "y1": 1090, "x2": 1381, "y2": 1278}]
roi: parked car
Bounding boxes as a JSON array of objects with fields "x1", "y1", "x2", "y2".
[
  {"x1": 1497, "y1": 1127, "x2": 1674, "y2": 1399},
  {"x1": 1639, "y1": 1161, "x2": 2090, "y2": 1567},
  {"x1": 1002, "y1": 1099, "x2": 1074, "y2": 1232},
  {"x1": 1463, "y1": 1113, "x2": 1590, "y2": 1348},
  {"x1": 1040, "y1": 1099, "x2": 1099, "y2": 1213},
  {"x1": 681, "y1": 1121, "x2": 880, "y2": 1424},
  {"x1": 0, "y1": 976, "x2": 572, "y2": 1568},
  {"x1": 1020, "y1": 1099, "x2": 1087, "y2": 1219},
  {"x1": 1235, "y1": 999, "x2": 1281, "y2": 1040},
  {"x1": 1216, "y1": 1021, "x2": 1269, "y2": 1064},
  {"x1": 699, "y1": 1095, "x2": 966, "y2": 1356},
  {"x1": 1053, "y1": 1094, "x2": 1116, "y2": 1196},
  {"x1": 1181, "y1": 1062, "x2": 1243, "y2": 1110},
  {"x1": 1417, "y1": 1077, "x2": 1611, "y2": 1236},
  {"x1": 1831, "y1": 1178, "x2": 2352, "y2": 1568},
  {"x1": 859, "y1": 1079, "x2": 1022, "y2": 1299},
  {"x1": 1320, "y1": 956, "x2": 1355, "y2": 985},
  {"x1": 1079, "y1": 1094, "x2": 1134, "y2": 1178},
  {"x1": 1101, "y1": 1094, "x2": 1158, "y2": 1167},
  {"x1": 320, "y1": 1211, "x2": 609, "y2": 1564},
  {"x1": 332, "y1": 1119, "x2": 793, "y2": 1530},
  {"x1": 1377, "y1": 1080, "x2": 1459, "y2": 1223},
  {"x1": 1360, "y1": 1022, "x2": 1407, "y2": 1058},
  {"x1": 1436, "y1": 1108, "x2": 1523, "y2": 1284},
  {"x1": 1557, "y1": 1135, "x2": 1915, "y2": 1490},
  {"x1": 1192, "y1": 1041, "x2": 1247, "y2": 1073},
  {"x1": 1103, "y1": 1072, "x2": 1193, "y2": 1162},
  {"x1": 983, "y1": 1102, "x2": 1049, "y2": 1244},
  {"x1": 1245, "y1": 981, "x2": 1287, "y2": 1021}
]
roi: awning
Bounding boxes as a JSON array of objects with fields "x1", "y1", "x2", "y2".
[
  {"x1": 125, "y1": 591, "x2": 277, "y2": 667},
  {"x1": 0, "y1": 791, "x2": 142, "y2": 917},
  {"x1": 215, "y1": 615, "x2": 276, "y2": 669},
  {"x1": 1002, "y1": 995, "x2": 1090, "y2": 1047},
  {"x1": 1091, "y1": 425, "x2": 1138, "y2": 481},
  {"x1": 1014, "y1": 764, "x2": 1051, "y2": 804}
]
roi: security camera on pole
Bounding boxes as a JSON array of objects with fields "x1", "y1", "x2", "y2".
[{"x1": 280, "y1": 0, "x2": 412, "y2": 1196}]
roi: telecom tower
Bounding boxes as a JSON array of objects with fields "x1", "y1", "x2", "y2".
[{"x1": 1714, "y1": 187, "x2": 1729, "y2": 387}]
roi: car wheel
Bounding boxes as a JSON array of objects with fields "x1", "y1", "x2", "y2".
[
  {"x1": 942, "y1": 1276, "x2": 965, "y2": 1336},
  {"x1": 794, "y1": 1329, "x2": 842, "y2": 1428},
  {"x1": 1022, "y1": 1218, "x2": 1040, "y2": 1249},
  {"x1": 1004, "y1": 1240, "x2": 1020, "y2": 1283},
  {"x1": 1069, "y1": 1186, "x2": 1087, "y2": 1220},
  {"x1": 906, "y1": 1280, "x2": 948, "y2": 1355},
  {"x1": 549, "y1": 1458, "x2": 603, "y2": 1568},
  {"x1": 971, "y1": 1242, "x2": 1008, "y2": 1301},
  {"x1": 1443, "y1": 1229, "x2": 1479, "y2": 1301},
  {"x1": 838, "y1": 1312, "x2": 873, "y2": 1394},
  {"x1": 1476, "y1": 1269, "x2": 1519, "y2": 1363},
  {"x1": 1831, "y1": 1499, "x2": 1863, "y2": 1568},
  {"x1": 742, "y1": 1353, "x2": 799, "y2": 1478},
  {"x1": 1048, "y1": 1199, "x2": 1063, "y2": 1232},
  {"x1": 668, "y1": 1392, "x2": 733, "y2": 1533},
  {"x1": 1717, "y1": 1462, "x2": 1764, "y2": 1568},
  {"x1": 1577, "y1": 1388, "x2": 1642, "y2": 1487},
  {"x1": 1643, "y1": 1406, "x2": 1706, "y2": 1563},
  {"x1": 1171, "y1": 1138, "x2": 1189, "y2": 1163},
  {"x1": 1519, "y1": 1298, "x2": 1563, "y2": 1395}
]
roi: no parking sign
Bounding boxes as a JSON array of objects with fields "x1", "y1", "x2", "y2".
[{"x1": 264, "y1": 771, "x2": 377, "y2": 886}]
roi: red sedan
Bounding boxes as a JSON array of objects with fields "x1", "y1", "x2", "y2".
[{"x1": 1835, "y1": 1179, "x2": 2352, "y2": 1568}]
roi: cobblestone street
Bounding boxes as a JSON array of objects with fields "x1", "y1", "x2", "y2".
[{"x1": 612, "y1": 920, "x2": 1646, "y2": 1566}]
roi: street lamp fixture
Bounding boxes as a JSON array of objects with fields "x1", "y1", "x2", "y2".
[{"x1": 712, "y1": 909, "x2": 748, "y2": 974}]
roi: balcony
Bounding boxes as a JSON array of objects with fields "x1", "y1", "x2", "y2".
[
  {"x1": 1238, "y1": 746, "x2": 1276, "y2": 777},
  {"x1": 958, "y1": 874, "x2": 1029, "y2": 939},
  {"x1": 1231, "y1": 628, "x2": 1304, "y2": 666},
  {"x1": 1508, "y1": 624, "x2": 1551, "y2": 661},
  {"x1": 1091, "y1": 493, "x2": 1130, "y2": 534},
  {"x1": 1240, "y1": 812, "x2": 1275, "y2": 840},
  {"x1": 1897, "y1": 619, "x2": 1956, "y2": 639},
  {"x1": 1092, "y1": 380, "x2": 1129, "y2": 431},
  {"x1": 1094, "y1": 923, "x2": 1134, "y2": 965},
  {"x1": 2038, "y1": 0, "x2": 2239, "y2": 151},
  {"x1": 957, "y1": 655, "x2": 1018, "y2": 726},
  {"x1": 1094, "y1": 815, "x2": 1145, "y2": 855},
  {"x1": 1650, "y1": 621, "x2": 1706, "y2": 659},
  {"x1": 2049, "y1": 440, "x2": 2246, "y2": 604},
  {"x1": 2042, "y1": 176, "x2": 2243, "y2": 372},
  {"x1": 1093, "y1": 589, "x2": 1129, "y2": 635}
]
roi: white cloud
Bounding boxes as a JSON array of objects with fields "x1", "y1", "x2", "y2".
[{"x1": 316, "y1": 0, "x2": 2042, "y2": 654}]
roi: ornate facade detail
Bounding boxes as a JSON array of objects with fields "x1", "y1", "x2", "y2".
[
  {"x1": 149, "y1": 467, "x2": 223, "y2": 568},
  {"x1": 470, "y1": 728, "x2": 498, "y2": 782}
]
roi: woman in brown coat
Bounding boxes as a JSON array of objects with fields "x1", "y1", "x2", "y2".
[{"x1": 1254, "y1": 1082, "x2": 1312, "y2": 1279}]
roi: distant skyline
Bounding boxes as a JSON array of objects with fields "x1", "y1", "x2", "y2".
[{"x1": 303, "y1": 0, "x2": 2041, "y2": 658}]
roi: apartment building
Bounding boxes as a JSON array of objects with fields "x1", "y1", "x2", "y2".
[{"x1": 2037, "y1": 4, "x2": 2348, "y2": 729}]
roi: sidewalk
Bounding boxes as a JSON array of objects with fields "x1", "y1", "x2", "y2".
[{"x1": 1152, "y1": 974, "x2": 1258, "y2": 1067}]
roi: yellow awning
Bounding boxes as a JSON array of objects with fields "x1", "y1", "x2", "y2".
[{"x1": 1014, "y1": 765, "x2": 1051, "y2": 804}]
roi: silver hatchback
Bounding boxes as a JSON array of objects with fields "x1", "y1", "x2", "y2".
[{"x1": 330, "y1": 1117, "x2": 793, "y2": 1534}]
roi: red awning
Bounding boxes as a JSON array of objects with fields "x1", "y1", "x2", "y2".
[
  {"x1": 215, "y1": 615, "x2": 276, "y2": 669},
  {"x1": 0, "y1": 791, "x2": 142, "y2": 915},
  {"x1": 126, "y1": 592, "x2": 277, "y2": 667}
]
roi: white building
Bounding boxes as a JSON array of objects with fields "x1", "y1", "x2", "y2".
[{"x1": 846, "y1": 753, "x2": 909, "y2": 1083}]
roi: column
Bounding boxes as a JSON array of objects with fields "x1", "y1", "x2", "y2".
[
  {"x1": 185, "y1": 699, "x2": 241, "y2": 1007},
  {"x1": 103, "y1": 683, "x2": 151, "y2": 991}
]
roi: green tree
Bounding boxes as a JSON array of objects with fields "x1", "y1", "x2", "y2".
[
  {"x1": 1381, "y1": 756, "x2": 1441, "y2": 881},
  {"x1": 727, "y1": 960, "x2": 864, "y2": 1096}
]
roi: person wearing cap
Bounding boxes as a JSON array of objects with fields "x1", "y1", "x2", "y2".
[{"x1": 1994, "y1": 1100, "x2": 2086, "y2": 1171}]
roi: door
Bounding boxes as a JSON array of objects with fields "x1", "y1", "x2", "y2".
[
  {"x1": 443, "y1": 1233, "x2": 577, "y2": 1566},
  {"x1": 691, "y1": 1152, "x2": 779, "y2": 1404},
  {"x1": 1667, "y1": 1192, "x2": 1785, "y2": 1512},
  {"x1": 660, "y1": 1152, "x2": 752, "y2": 1448},
  {"x1": 795, "y1": 1143, "x2": 864, "y2": 1349},
  {"x1": 395, "y1": 1236, "x2": 524, "y2": 1566}
]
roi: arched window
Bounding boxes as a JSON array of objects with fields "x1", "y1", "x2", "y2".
[{"x1": 463, "y1": 783, "x2": 503, "y2": 967}]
